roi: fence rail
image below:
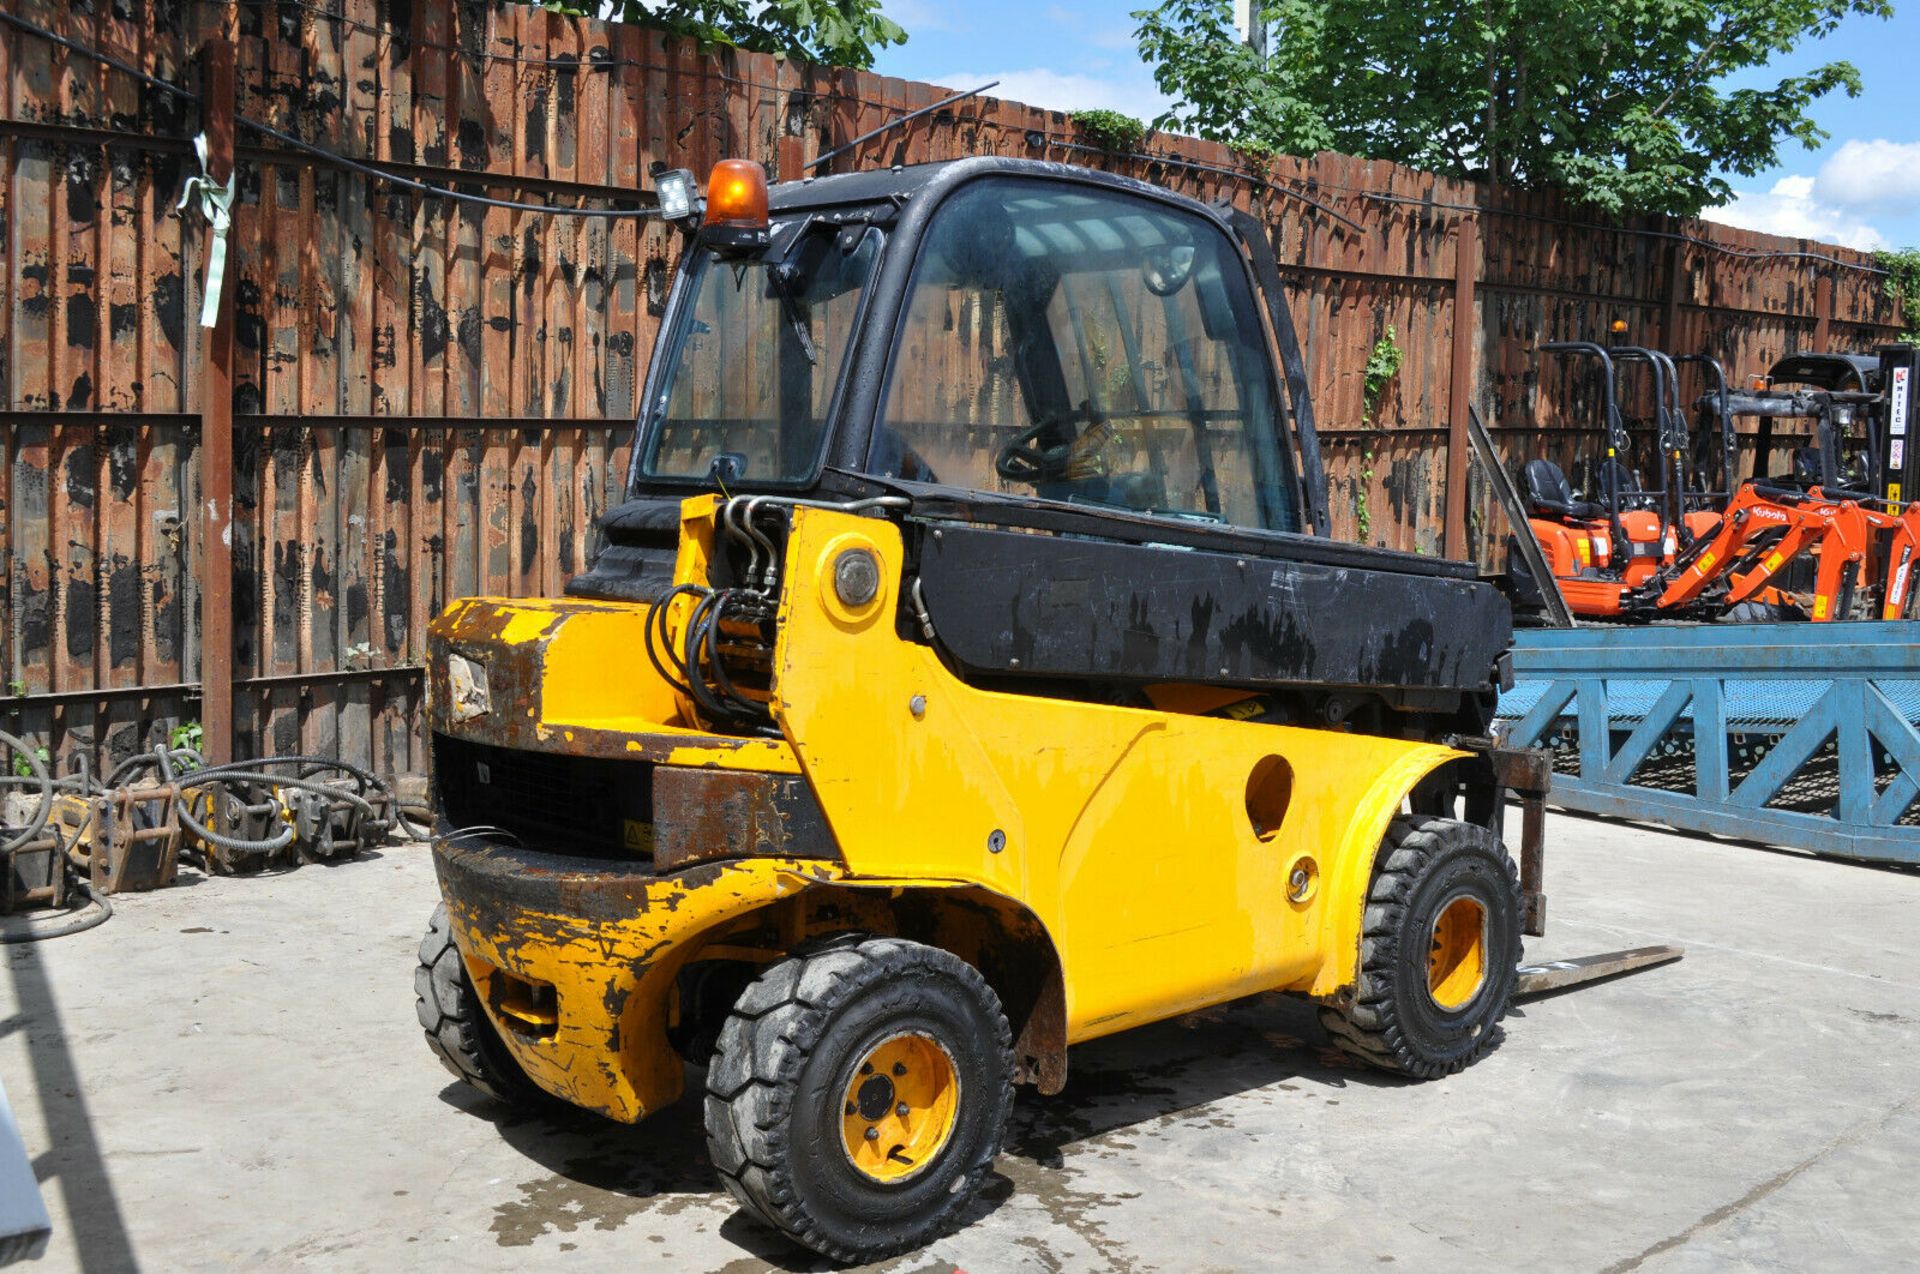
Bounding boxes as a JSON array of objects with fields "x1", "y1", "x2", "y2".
[{"x1": 0, "y1": 0, "x2": 1905, "y2": 774}]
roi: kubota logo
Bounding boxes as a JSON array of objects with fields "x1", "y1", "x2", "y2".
[{"x1": 1747, "y1": 506, "x2": 1789, "y2": 523}]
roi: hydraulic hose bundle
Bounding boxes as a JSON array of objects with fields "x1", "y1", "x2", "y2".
[
  {"x1": 640, "y1": 495, "x2": 911, "y2": 731},
  {"x1": 643, "y1": 582, "x2": 779, "y2": 728},
  {"x1": 0, "y1": 731, "x2": 428, "y2": 941}
]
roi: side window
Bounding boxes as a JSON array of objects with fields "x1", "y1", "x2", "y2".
[{"x1": 873, "y1": 180, "x2": 1298, "y2": 532}]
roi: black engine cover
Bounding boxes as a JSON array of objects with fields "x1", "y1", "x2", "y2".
[{"x1": 916, "y1": 524, "x2": 1511, "y2": 698}]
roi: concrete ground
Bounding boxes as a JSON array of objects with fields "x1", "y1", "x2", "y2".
[{"x1": 4, "y1": 812, "x2": 1917, "y2": 1272}]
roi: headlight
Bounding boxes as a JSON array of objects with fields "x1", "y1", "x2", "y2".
[{"x1": 447, "y1": 652, "x2": 491, "y2": 722}]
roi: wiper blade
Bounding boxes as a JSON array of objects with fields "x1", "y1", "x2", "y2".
[{"x1": 767, "y1": 266, "x2": 818, "y2": 366}]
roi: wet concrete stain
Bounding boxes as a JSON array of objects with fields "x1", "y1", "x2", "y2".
[
  {"x1": 473, "y1": 994, "x2": 1378, "y2": 1266},
  {"x1": 489, "y1": 1166, "x2": 723, "y2": 1248},
  {"x1": 484, "y1": 1099, "x2": 726, "y2": 1249}
]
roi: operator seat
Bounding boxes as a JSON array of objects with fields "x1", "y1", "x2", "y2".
[
  {"x1": 1591, "y1": 457, "x2": 1649, "y2": 513},
  {"x1": 1523, "y1": 459, "x2": 1603, "y2": 522}
]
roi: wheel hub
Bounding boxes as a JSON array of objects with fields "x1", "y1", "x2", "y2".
[
  {"x1": 1427, "y1": 893, "x2": 1489, "y2": 1010},
  {"x1": 839, "y1": 1032, "x2": 960, "y2": 1184},
  {"x1": 855, "y1": 1073, "x2": 895, "y2": 1121}
]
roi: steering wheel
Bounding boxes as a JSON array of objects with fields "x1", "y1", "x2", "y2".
[{"x1": 994, "y1": 406, "x2": 1099, "y2": 483}]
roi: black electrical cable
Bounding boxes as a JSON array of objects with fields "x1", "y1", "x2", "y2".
[
  {"x1": 0, "y1": 10, "x2": 657, "y2": 220},
  {"x1": 239, "y1": 115, "x2": 658, "y2": 218},
  {"x1": 1031, "y1": 131, "x2": 1366, "y2": 234},
  {"x1": 1023, "y1": 126, "x2": 1891, "y2": 276},
  {"x1": 806, "y1": 81, "x2": 999, "y2": 173},
  {"x1": 0, "y1": 9, "x2": 195, "y2": 101}
]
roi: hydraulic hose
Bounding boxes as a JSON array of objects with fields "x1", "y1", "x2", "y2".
[
  {"x1": 0, "y1": 730, "x2": 53, "y2": 855},
  {"x1": 0, "y1": 883, "x2": 112, "y2": 945},
  {"x1": 1, "y1": 737, "x2": 428, "y2": 940}
]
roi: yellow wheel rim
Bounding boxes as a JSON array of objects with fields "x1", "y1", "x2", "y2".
[
  {"x1": 838, "y1": 1032, "x2": 961, "y2": 1184},
  {"x1": 1427, "y1": 894, "x2": 1488, "y2": 1010}
]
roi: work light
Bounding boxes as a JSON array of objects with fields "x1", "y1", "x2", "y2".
[{"x1": 652, "y1": 166, "x2": 698, "y2": 222}]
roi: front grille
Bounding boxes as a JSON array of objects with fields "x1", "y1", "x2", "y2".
[{"x1": 434, "y1": 734, "x2": 654, "y2": 858}]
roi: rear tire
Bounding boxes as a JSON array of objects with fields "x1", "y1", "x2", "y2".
[
  {"x1": 704, "y1": 936, "x2": 1013, "y2": 1264},
  {"x1": 1321, "y1": 815, "x2": 1522, "y2": 1079},
  {"x1": 415, "y1": 903, "x2": 542, "y2": 1106}
]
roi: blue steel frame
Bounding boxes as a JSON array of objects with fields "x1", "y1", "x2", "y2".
[{"x1": 1499, "y1": 623, "x2": 1920, "y2": 864}]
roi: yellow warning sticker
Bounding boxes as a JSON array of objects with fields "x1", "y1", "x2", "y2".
[
  {"x1": 1696, "y1": 550, "x2": 1717, "y2": 575},
  {"x1": 623, "y1": 819, "x2": 654, "y2": 851},
  {"x1": 1762, "y1": 551, "x2": 1784, "y2": 574},
  {"x1": 1813, "y1": 595, "x2": 1830, "y2": 620}
]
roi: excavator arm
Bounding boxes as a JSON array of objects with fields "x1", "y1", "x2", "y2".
[
  {"x1": 1657, "y1": 483, "x2": 1872, "y2": 622},
  {"x1": 1655, "y1": 485, "x2": 1797, "y2": 610}
]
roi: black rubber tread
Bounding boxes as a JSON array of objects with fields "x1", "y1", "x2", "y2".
[
  {"x1": 1721, "y1": 599, "x2": 1799, "y2": 623},
  {"x1": 704, "y1": 935, "x2": 1014, "y2": 1264},
  {"x1": 1320, "y1": 814, "x2": 1523, "y2": 1080},
  {"x1": 414, "y1": 903, "x2": 542, "y2": 1106}
]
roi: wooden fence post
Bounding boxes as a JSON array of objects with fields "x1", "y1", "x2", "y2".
[
  {"x1": 1445, "y1": 214, "x2": 1481, "y2": 561},
  {"x1": 198, "y1": 34, "x2": 236, "y2": 763}
]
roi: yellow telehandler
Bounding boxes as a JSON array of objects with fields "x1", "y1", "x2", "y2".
[{"x1": 415, "y1": 154, "x2": 1549, "y2": 1262}]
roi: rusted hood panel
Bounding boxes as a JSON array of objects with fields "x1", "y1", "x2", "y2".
[{"x1": 426, "y1": 595, "x2": 800, "y2": 772}]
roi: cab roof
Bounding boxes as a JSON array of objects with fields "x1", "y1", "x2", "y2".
[{"x1": 766, "y1": 156, "x2": 1227, "y2": 226}]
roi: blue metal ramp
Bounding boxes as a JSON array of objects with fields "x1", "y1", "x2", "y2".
[{"x1": 1497, "y1": 622, "x2": 1920, "y2": 864}]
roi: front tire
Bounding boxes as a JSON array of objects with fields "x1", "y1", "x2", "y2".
[
  {"x1": 414, "y1": 903, "x2": 542, "y2": 1106},
  {"x1": 1321, "y1": 814, "x2": 1522, "y2": 1079},
  {"x1": 704, "y1": 936, "x2": 1013, "y2": 1264}
]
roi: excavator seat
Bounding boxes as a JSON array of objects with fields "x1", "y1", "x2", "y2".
[
  {"x1": 1592, "y1": 458, "x2": 1657, "y2": 513},
  {"x1": 1524, "y1": 459, "x2": 1603, "y2": 522}
]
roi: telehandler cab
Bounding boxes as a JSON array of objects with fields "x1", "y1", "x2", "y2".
[{"x1": 415, "y1": 155, "x2": 1549, "y2": 1262}]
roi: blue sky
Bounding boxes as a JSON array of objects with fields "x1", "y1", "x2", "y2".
[{"x1": 872, "y1": 2, "x2": 1920, "y2": 252}]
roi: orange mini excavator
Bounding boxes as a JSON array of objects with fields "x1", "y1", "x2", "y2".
[
  {"x1": 1675, "y1": 352, "x2": 1920, "y2": 622},
  {"x1": 1655, "y1": 480, "x2": 1920, "y2": 621},
  {"x1": 1514, "y1": 343, "x2": 1708, "y2": 618}
]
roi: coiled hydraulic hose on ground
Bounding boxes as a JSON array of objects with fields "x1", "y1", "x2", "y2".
[
  {"x1": 0, "y1": 730, "x2": 52, "y2": 856},
  {"x1": 0, "y1": 883, "x2": 112, "y2": 945},
  {"x1": 0, "y1": 734, "x2": 428, "y2": 939}
]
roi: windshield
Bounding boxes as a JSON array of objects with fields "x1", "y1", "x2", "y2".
[
  {"x1": 873, "y1": 179, "x2": 1298, "y2": 532},
  {"x1": 641, "y1": 224, "x2": 879, "y2": 484}
]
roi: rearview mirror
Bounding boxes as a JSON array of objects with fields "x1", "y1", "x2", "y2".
[{"x1": 1143, "y1": 244, "x2": 1196, "y2": 296}]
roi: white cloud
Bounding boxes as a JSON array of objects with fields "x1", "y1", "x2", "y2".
[
  {"x1": 1813, "y1": 139, "x2": 1920, "y2": 213},
  {"x1": 1702, "y1": 175, "x2": 1887, "y2": 252},
  {"x1": 936, "y1": 67, "x2": 1172, "y2": 123}
]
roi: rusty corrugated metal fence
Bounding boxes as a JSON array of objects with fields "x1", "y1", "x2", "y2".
[{"x1": 1, "y1": 0, "x2": 1905, "y2": 773}]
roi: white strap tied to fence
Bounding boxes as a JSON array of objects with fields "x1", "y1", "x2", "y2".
[{"x1": 176, "y1": 132, "x2": 233, "y2": 329}]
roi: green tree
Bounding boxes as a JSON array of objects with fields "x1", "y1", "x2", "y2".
[
  {"x1": 1133, "y1": 0, "x2": 1892, "y2": 216},
  {"x1": 530, "y1": 0, "x2": 906, "y2": 70}
]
